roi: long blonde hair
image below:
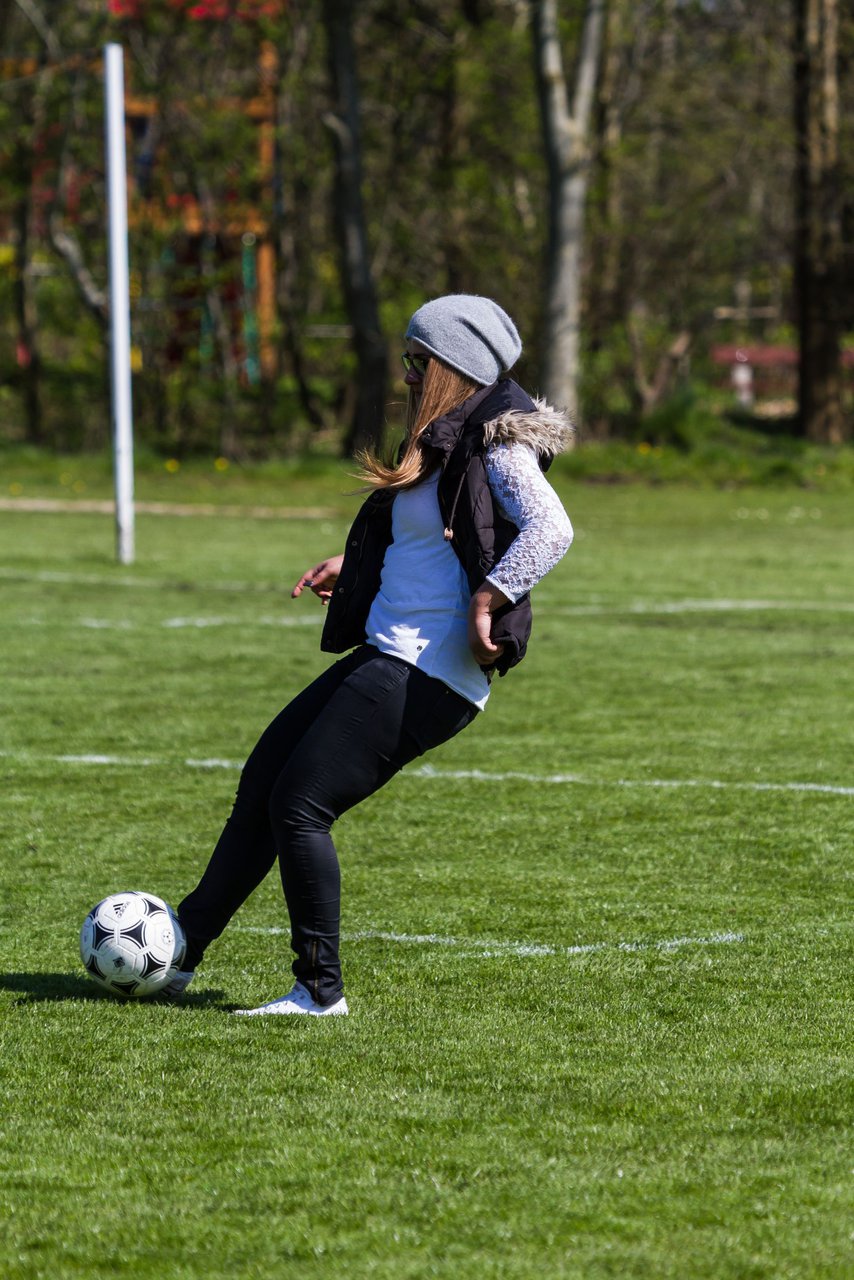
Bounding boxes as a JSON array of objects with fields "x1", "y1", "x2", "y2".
[{"x1": 357, "y1": 358, "x2": 480, "y2": 490}]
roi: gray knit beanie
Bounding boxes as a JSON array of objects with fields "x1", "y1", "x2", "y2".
[{"x1": 405, "y1": 294, "x2": 522, "y2": 386}]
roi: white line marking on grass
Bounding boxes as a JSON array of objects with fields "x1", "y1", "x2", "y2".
[
  {"x1": 80, "y1": 616, "x2": 317, "y2": 630},
  {"x1": 74, "y1": 615, "x2": 320, "y2": 630},
  {"x1": 77, "y1": 617, "x2": 135, "y2": 630},
  {"x1": 408, "y1": 764, "x2": 854, "y2": 797},
  {"x1": 50, "y1": 753, "x2": 245, "y2": 769},
  {"x1": 0, "y1": 751, "x2": 851, "y2": 796},
  {"x1": 0, "y1": 751, "x2": 244, "y2": 769},
  {"x1": 38, "y1": 614, "x2": 321, "y2": 630},
  {"x1": 234, "y1": 924, "x2": 744, "y2": 959},
  {"x1": 160, "y1": 615, "x2": 320, "y2": 629},
  {"x1": 0, "y1": 497, "x2": 337, "y2": 520},
  {"x1": 0, "y1": 567, "x2": 309, "y2": 597},
  {"x1": 162, "y1": 611, "x2": 317, "y2": 627},
  {"x1": 56, "y1": 752, "x2": 163, "y2": 766},
  {"x1": 184, "y1": 757, "x2": 244, "y2": 770},
  {"x1": 551, "y1": 598, "x2": 854, "y2": 616}
]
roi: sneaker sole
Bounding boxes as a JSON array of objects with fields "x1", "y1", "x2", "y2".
[{"x1": 233, "y1": 1001, "x2": 349, "y2": 1017}]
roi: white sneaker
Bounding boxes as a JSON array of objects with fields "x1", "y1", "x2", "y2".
[
  {"x1": 233, "y1": 981, "x2": 348, "y2": 1017},
  {"x1": 160, "y1": 970, "x2": 195, "y2": 998}
]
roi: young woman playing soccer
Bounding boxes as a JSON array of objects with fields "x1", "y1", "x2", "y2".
[{"x1": 168, "y1": 294, "x2": 574, "y2": 1014}]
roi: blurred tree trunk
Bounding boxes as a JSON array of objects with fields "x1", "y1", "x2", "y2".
[
  {"x1": 0, "y1": 0, "x2": 15, "y2": 46},
  {"x1": 587, "y1": 0, "x2": 629, "y2": 351},
  {"x1": 531, "y1": 0, "x2": 606, "y2": 417},
  {"x1": 12, "y1": 172, "x2": 42, "y2": 443},
  {"x1": 322, "y1": 0, "x2": 387, "y2": 457},
  {"x1": 437, "y1": 22, "x2": 464, "y2": 293},
  {"x1": 3, "y1": 1, "x2": 52, "y2": 444},
  {"x1": 275, "y1": 16, "x2": 327, "y2": 433},
  {"x1": 793, "y1": 0, "x2": 846, "y2": 442},
  {"x1": 596, "y1": 0, "x2": 623, "y2": 326}
]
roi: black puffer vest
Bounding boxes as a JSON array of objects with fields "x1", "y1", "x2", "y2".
[{"x1": 320, "y1": 378, "x2": 570, "y2": 676}]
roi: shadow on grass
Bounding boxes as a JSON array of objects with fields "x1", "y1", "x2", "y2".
[{"x1": 0, "y1": 971, "x2": 230, "y2": 1008}]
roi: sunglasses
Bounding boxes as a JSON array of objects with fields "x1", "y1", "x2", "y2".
[{"x1": 401, "y1": 352, "x2": 431, "y2": 377}]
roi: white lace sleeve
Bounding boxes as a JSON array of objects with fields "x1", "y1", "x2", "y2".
[{"x1": 484, "y1": 442, "x2": 573, "y2": 602}]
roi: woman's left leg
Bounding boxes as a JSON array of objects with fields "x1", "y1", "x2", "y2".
[{"x1": 177, "y1": 649, "x2": 367, "y2": 968}]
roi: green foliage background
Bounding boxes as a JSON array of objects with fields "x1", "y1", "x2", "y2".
[{"x1": 1, "y1": 1, "x2": 853, "y2": 454}]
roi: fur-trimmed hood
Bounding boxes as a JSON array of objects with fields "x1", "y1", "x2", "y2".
[
  {"x1": 421, "y1": 377, "x2": 574, "y2": 463},
  {"x1": 481, "y1": 397, "x2": 574, "y2": 457}
]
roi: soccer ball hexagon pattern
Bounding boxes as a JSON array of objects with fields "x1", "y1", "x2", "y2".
[{"x1": 80, "y1": 891, "x2": 187, "y2": 998}]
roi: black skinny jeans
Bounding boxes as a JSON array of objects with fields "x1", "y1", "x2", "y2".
[{"x1": 178, "y1": 646, "x2": 478, "y2": 1005}]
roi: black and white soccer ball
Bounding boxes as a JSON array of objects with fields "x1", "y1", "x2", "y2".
[{"x1": 80, "y1": 891, "x2": 187, "y2": 999}]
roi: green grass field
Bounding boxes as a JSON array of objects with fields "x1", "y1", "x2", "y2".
[{"x1": 1, "y1": 470, "x2": 852, "y2": 1279}]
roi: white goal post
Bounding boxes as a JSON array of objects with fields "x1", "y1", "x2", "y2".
[{"x1": 104, "y1": 42, "x2": 135, "y2": 565}]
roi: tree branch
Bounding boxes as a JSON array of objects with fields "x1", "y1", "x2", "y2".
[
  {"x1": 48, "y1": 214, "x2": 108, "y2": 323},
  {"x1": 44, "y1": 68, "x2": 108, "y2": 327},
  {"x1": 570, "y1": 0, "x2": 606, "y2": 129},
  {"x1": 14, "y1": 0, "x2": 62, "y2": 59}
]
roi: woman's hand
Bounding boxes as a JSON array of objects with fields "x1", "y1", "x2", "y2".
[
  {"x1": 291, "y1": 555, "x2": 345, "y2": 606},
  {"x1": 467, "y1": 582, "x2": 509, "y2": 666}
]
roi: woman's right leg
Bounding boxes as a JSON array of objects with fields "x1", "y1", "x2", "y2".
[
  {"x1": 177, "y1": 650, "x2": 363, "y2": 968},
  {"x1": 267, "y1": 651, "x2": 478, "y2": 1006}
]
